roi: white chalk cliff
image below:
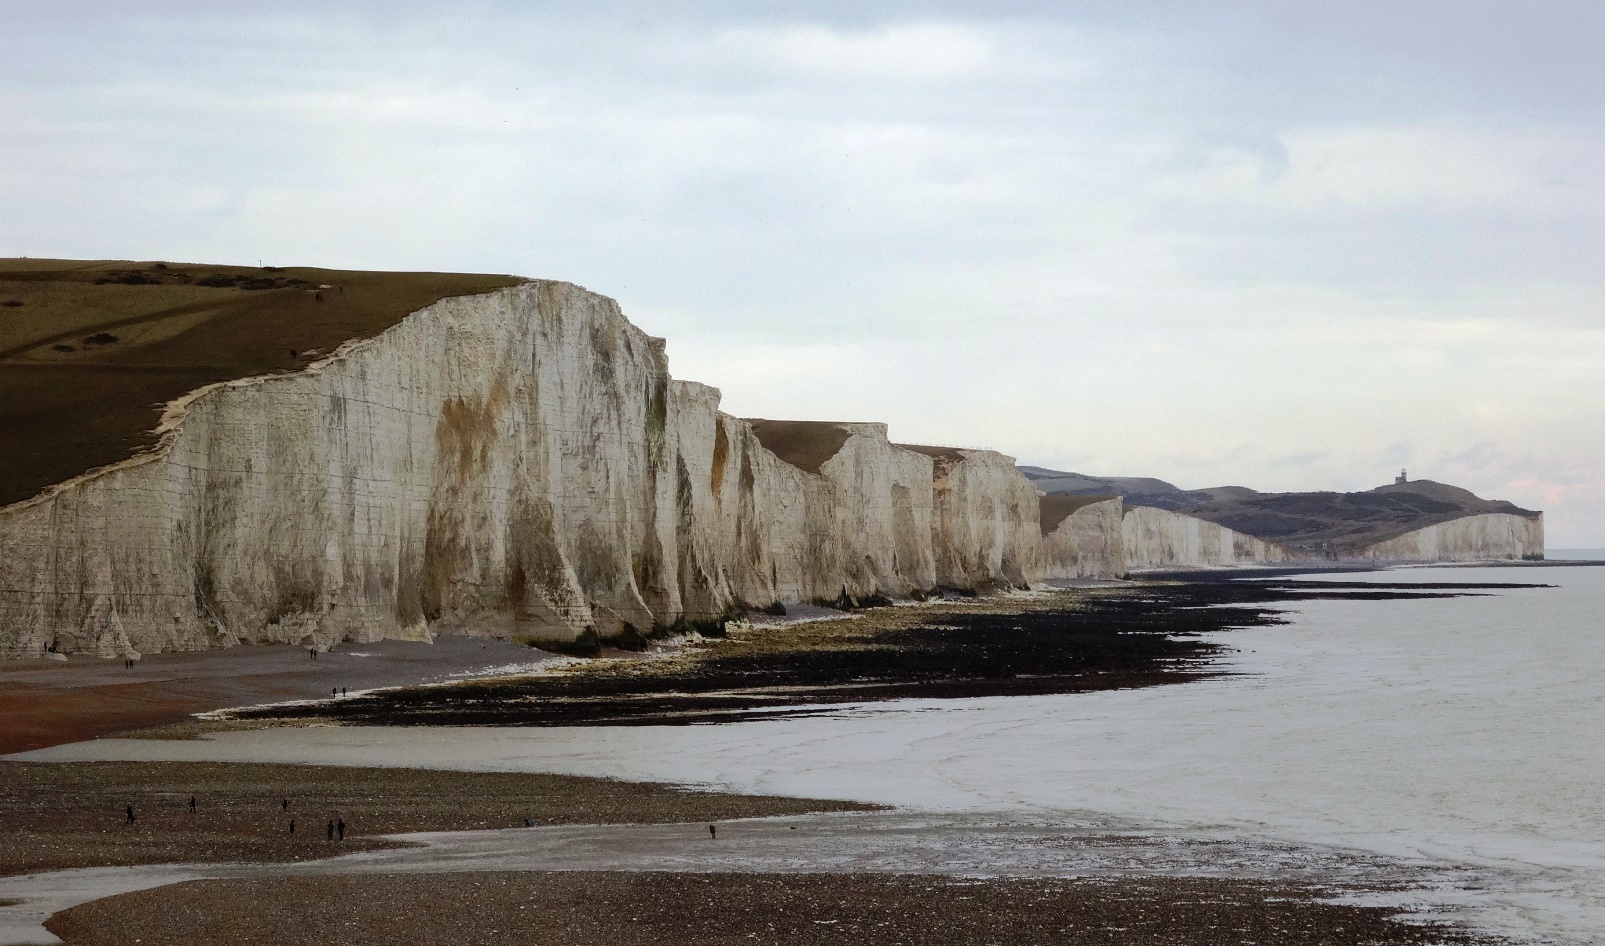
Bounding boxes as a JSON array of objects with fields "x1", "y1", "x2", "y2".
[
  {"x1": 1039, "y1": 497, "x2": 1124, "y2": 579},
  {"x1": 1119, "y1": 506, "x2": 1292, "y2": 571},
  {"x1": 0, "y1": 280, "x2": 1548, "y2": 658},
  {"x1": 0, "y1": 283, "x2": 1043, "y2": 658},
  {"x1": 1355, "y1": 512, "x2": 1545, "y2": 562}
]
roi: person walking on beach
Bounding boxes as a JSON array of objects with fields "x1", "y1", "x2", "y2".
[
  {"x1": 337, "y1": 818, "x2": 345, "y2": 841},
  {"x1": 289, "y1": 819, "x2": 296, "y2": 835},
  {"x1": 327, "y1": 819, "x2": 334, "y2": 841},
  {"x1": 709, "y1": 824, "x2": 716, "y2": 840},
  {"x1": 125, "y1": 805, "x2": 135, "y2": 823},
  {"x1": 310, "y1": 648, "x2": 317, "y2": 660},
  {"x1": 188, "y1": 796, "x2": 196, "y2": 813},
  {"x1": 282, "y1": 798, "x2": 289, "y2": 811}
]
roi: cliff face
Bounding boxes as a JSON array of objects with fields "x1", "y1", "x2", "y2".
[
  {"x1": 1039, "y1": 497, "x2": 1124, "y2": 579},
  {"x1": 1357, "y1": 512, "x2": 1545, "y2": 562},
  {"x1": 682, "y1": 417, "x2": 943, "y2": 612},
  {"x1": 0, "y1": 283, "x2": 678, "y2": 658},
  {"x1": 0, "y1": 283, "x2": 1046, "y2": 659},
  {"x1": 1120, "y1": 506, "x2": 1291, "y2": 571},
  {"x1": 901, "y1": 445, "x2": 1041, "y2": 591}
]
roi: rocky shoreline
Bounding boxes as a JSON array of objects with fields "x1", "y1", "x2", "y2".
[
  {"x1": 2, "y1": 577, "x2": 1548, "y2": 945},
  {"x1": 221, "y1": 577, "x2": 1533, "y2": 729}
]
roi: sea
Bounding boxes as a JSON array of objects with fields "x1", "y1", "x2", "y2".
[{"x1": 16, "y1": 558, "x2": 1605, "y2": 943}]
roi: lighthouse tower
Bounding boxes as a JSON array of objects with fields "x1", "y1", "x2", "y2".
[{"x1": 1395, "y1": 468, "x2": 1408, "y2": 485}]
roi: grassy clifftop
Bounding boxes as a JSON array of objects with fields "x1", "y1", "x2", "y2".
[{"x1": 0, "y1": 259, "x2": 520, "y2": 508}]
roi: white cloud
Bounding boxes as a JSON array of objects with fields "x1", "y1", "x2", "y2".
[
  {"x1": 2, "y1": 5, "x2": 1602, "y2": 541},
  {"x1": 1157, "y1": 123, "x2": 1605, "y2": 216},
  {"x1": 720, "y1": 23, "x2": 994, "y2": 82}
]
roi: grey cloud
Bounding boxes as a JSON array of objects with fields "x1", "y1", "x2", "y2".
[{"x1": 3, "y1": 3, "x2": 1601, "y2": 540}]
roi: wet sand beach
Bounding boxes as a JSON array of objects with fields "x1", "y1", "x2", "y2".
[
  {"x1": 0, "y1": 637, "x2": 558, "y2": 754},
  {"x1": 45, "y1": 871, "x2": 1492, "y2": 946},
  {"x1": 5, "y1": 577, "x2": 1549, "y2": 945},
  {"x1": 0, "y1": 761, "x2": 875, "y2": 878}
]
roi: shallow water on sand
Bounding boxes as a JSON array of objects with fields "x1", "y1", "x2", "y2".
[{"x1": 18, "y1": 565, "x2": 1605, "y2": 943}]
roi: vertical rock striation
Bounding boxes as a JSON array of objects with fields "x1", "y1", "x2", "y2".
[
  {"x1": 898, "y1": 445, "x2": 1041, "y2": 591},
  {"x1": 2, "y1": 283, "x2": 680, "y2": 657}
]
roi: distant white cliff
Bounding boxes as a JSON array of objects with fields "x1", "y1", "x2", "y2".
[
  {"x1": 1356, "y1": 512, "x2": 1544, "y2": 562},
  {"x1": 1119, "y1": 506, "x2": 1291, "y2": 571}
]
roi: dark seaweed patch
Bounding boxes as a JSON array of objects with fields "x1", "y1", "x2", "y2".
[{"x1": 230, "y1": 578, "x2": 1534, "y2": 729}]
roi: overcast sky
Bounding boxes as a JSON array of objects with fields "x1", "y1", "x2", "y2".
[{"x1": 4, "y1": 2, "x2": 1602, "y2": 544}]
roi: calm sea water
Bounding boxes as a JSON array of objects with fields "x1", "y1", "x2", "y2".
[{"x1": 20, "y1": 564, "x2": 1605, "y2": 942}]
